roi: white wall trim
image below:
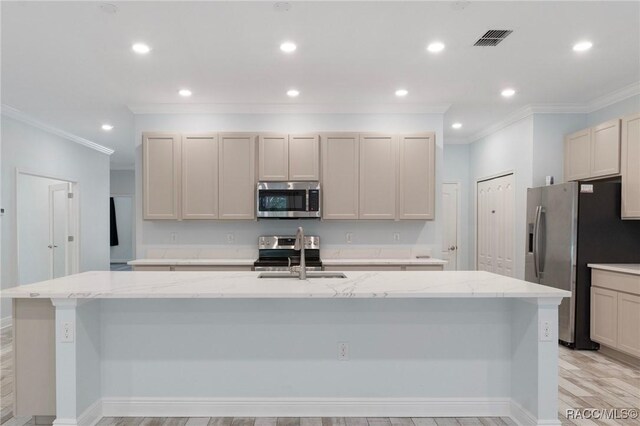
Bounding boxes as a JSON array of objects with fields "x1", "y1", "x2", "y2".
[
  {"x1": 1, "y1": 104, "x2": 114, "y2": 155},
  {"x1": 128, "y1": 103, "x2": 451, "y2": 115},
  {"x1": 0, "y1": 316, "x2": 11, "y2": 330},
  {"x1": 462, "y1": 81, "x2": 640, "y2": 145},
  {"x1": 467, "y1": 106, "x2": 535, "y2": 144},
  {"x1": 77, "y1": 399, "x2": 103, "y2": 426},
  {"x1": 586, "y1": 81, "x2": 640, "y2": 113},
  {"x1": 510, "y1": 400, "x2": 560, "y2": 426},
  {"x1": 100, "y1": 397, "x2": 514, "y2": 418}
]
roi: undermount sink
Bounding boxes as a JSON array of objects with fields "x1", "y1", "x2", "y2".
[{"x1": 258, "y1": 272, "x2": 347, "y2": 279}]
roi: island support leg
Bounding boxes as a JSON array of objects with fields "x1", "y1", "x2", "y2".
[
  {"x1": 510, "y1": 297, "x2": 563, "y2": 426},
  {"x1": 50, "y1": 299, "x2": 101, "y2": 426}
]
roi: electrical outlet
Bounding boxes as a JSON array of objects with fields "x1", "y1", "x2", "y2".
[
  {"x1": 62, "y1": 321, "x2": 74, "y2": 343},
  {"x1": 170, "y1": 232, "x2": 178, "y2": 244},
  {"x1": 539, "y1": 320, "x2": 552, "y2": 342},
  {"x1": 226, "y1": 233, "x2": 235, "y2": 244},
  {"x1": 338, "y1": 342, "x2": 349, "y2": 361},
  {"x1": 345, "y1": 233, "x2": 353, "y2": 244},
  {"x1": 393, "y1": 232, "x2": 401, "y2": 242}
]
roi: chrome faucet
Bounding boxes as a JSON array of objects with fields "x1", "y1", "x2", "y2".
[{"x1": 292, "y1": 226, "x2": 307, "y2": 280}]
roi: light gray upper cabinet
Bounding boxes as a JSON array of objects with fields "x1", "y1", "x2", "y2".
[
  {"x1": 564, "y1": 119, "x2": 621, "y2": 182},
  {"x1": 590, "y1": 119, "x2": 621, "y2": 178},
  {"x1": 564, "y1": 129, "x2": 592, "y2": 182},
  {"x1": 621, "y1": 113, "x2": 640, "y2": 219},
  {"x1": 359, "y1": 134, "x2": 397, "y2": 220},
  {"x1": 398, "y1": 133, "x2": 436, "y2": 220},
  {"x1": 289, "y1": 134, "x2": 320, "y2": 181},
  {"x1": 143, "y1": 132, "x2": 181, "y2": 220},
  {"x1": 218, "y1": 133, "x2": 257, "y2": 220},
  {"x1": 321, "y1": 133, "x2": 360, "y2": 219},
  {"x1": 258, "y1": 133, "x2": 319, "y2": 181},
  {"x1": 259, "y1": 134, "x2": 289, "y2": 181},
  {"x1": 181, "y1": 133, "x2": 219, "y2": 219}
]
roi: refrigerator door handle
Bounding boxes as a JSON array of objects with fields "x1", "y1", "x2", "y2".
[{"x1": 533, "y1": 205, "x2": 543, "y2": 278}]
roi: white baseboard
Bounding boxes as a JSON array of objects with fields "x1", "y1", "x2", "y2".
[
  {"x1": 510, "y1": 400, "x2": 560, "y2": 426},
  {"x1": 78, "y1": 399, "x2": 103, "y2": 426},
  {"x1": 101, "y1": 397, "x2": 513, "y2": 418},
  {"x1": 53, "y1": 400, "x2": 102, "y2": 426},
  {"x1": 0, "y1": 316, "x2": 12, "y2": 331}
]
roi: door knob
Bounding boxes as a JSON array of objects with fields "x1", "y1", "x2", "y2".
[{"x1": 449, "y1": 245, "x2": 457, "y2": 251}]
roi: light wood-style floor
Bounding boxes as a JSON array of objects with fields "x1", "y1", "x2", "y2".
[{"x1": 1, "y1": 327, "x2": 638, "y2": 426}]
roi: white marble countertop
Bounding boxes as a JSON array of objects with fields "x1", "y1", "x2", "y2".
[
  {"x1": 128, "y1": 258, "x2": 446, "y2": 266},
  {"x1": 1, "y1": 270, "x2": 570, "y2": 299},
  {"x1": 588, "y1": 263, "x2": 640, "y2": 276}
]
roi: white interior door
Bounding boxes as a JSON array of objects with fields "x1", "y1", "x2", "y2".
[
  {"x1": 49, "y1": 183, "x2": 71, "y2": 279},
  {"x1": 441, "y1": 183, "x2": 459, "y2": 270},
  {"x1": 476, "y1": 174, "x2": 515, "y2": 277}
]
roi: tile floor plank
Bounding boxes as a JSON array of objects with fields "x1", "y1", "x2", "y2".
[
  {"x1": 277, "y1": 419, "x2": 300, "y2": 426},
  {"x1": 412, "y1": 419, "x2": 437, "y2": 426},
  {"x1": 299, "y1": 419, "x2": 321, "y2": 426}
]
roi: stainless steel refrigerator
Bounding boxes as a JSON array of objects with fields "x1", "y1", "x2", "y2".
[{"x1": 525, "y1": 180, "x2": 640, "y2": 349}]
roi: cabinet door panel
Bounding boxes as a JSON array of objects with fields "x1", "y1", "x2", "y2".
[
  {"x1": 259, "y1": 134, "x2": 289, "y2": 181},
  {"x1": 591, "y1": 119, "x2": 621, "y2": 178},
  {"x1": 219, "y1": 133, "x2": 257, "y2": 220},
  {"x1": 359, "y1": 134, "x2": 397, "y2": 219},
  {"x1": 321, "y1": 133, "x2": 359, "y2": 219},
  {"x1": 564, "y1": 129, "x2": 591, "y2": 182},
  {"x1": 182, "y1": 134, "x2": 218, "y2": 219},
  {"x1": 621, "y1": 113, "x2": 640, "y2": 219},
  {"x1": 617, "y1": 292, "x2": 640, "y2": 357},
  {"x1": 590, "y1": 287, "x2": 618, "y2": 347},
  {"x1": 398, "y1": 133, "x2": 435, "y2": 219},
  {"x1": 143, "y1": 133, "x2": 181, "y2": 219},
  {"x1": 289, "y1": 134, "x2": 320, "y2": 181}
]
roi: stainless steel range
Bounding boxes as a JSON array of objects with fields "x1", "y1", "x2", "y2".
[{"x1": 253, "y1": 235, "x2": 322, "y2": 272}]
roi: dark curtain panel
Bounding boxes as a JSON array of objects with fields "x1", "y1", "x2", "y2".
[{"x1": 110, "y1": 197, "x2": 119, "y2": 246}]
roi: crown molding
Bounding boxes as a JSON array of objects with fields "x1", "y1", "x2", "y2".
[
  {"x1": 586, "y1": 81, "x2": 640, "y2": 113},
  {"x1": 1, "y1": 104, "x2": 114, "y2": 155},
  {"x1": 462, "y1": 81, "x2": 640, "y2": 145},
  {"x1": 128, "y1": 102, "x2": 451, "y2": 115},
  {"x1": 467, "y1": 106, "x2": 535, "y2": 144}
]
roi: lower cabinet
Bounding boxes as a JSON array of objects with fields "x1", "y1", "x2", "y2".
[
  {"x1": 590, "y1": 269, "x2": 640, "y2": 358},
  {"x1": 617, "y1": 292, "x2": 640, "y2": 357},
  {"x1": 590, "y1": 287, "x2": 618, "y2": 348}
]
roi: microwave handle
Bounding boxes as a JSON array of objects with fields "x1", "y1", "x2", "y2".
[{"x1": 306, "y1": 189, "x2": 310, "y2": 212}]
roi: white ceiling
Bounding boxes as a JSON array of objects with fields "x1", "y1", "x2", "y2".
[{"x1": 2, "y1": 1, "x2": 639, "y2": 166}]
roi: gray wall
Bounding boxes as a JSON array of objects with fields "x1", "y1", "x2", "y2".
[
  {"x1": 1, "y1": 116, "x2": 111, "y2": 322},
  {"x1": 134, "y1": 113, "x2": 445, "y2": 257},
  {"x1": 442, "y1": 144, "x2": 470, "y2": 270}
]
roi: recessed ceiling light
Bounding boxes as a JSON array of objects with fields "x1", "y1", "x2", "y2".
[
  {"x1": 131, "y1": 43, "x2": 151, "y2": 54},
  {"x1": 451, "y1": 123, "x2": 462, "y2": 129},
  {"x1": 101, "y1": 124, "x2": 114, "y2": 131},
  {"x1": 501, "y1": 88, "x2": 516, "y2": 98},
  {"x1": 178, "y1": 89, "x2": 192, "y2": 97},
  {"x1": 280, "y1": 42, "x2": 297, "y2": 53},
  {"x1": 287, "y1": 89, "x2": 300, "y2": 97},
  {"x1": 573, "y1": 41, "x2": 593, "y2": 52},
  {"x1": 427, "y1": 42, "x2": 445, "y2": 53},
  {"x1": 395, "y1": 89, "x2": 409, "y2": 97}
]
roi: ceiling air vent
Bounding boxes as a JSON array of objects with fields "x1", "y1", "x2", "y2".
[{"x1": 473, "y1": 30, "x2": 513, "y2": 46}]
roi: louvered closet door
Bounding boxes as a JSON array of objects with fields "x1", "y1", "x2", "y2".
[{"x1": 477, "y1": 174, "x2": 515, "y2": 277}]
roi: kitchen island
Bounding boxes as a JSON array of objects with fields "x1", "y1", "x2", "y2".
[{"x1": 3, "y1": 271, "x2": 569, "y2": 426}]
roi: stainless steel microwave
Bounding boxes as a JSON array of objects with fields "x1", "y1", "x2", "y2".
[{"x1": 257, "y1": 181, "x2": 321, "y2": 219}]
